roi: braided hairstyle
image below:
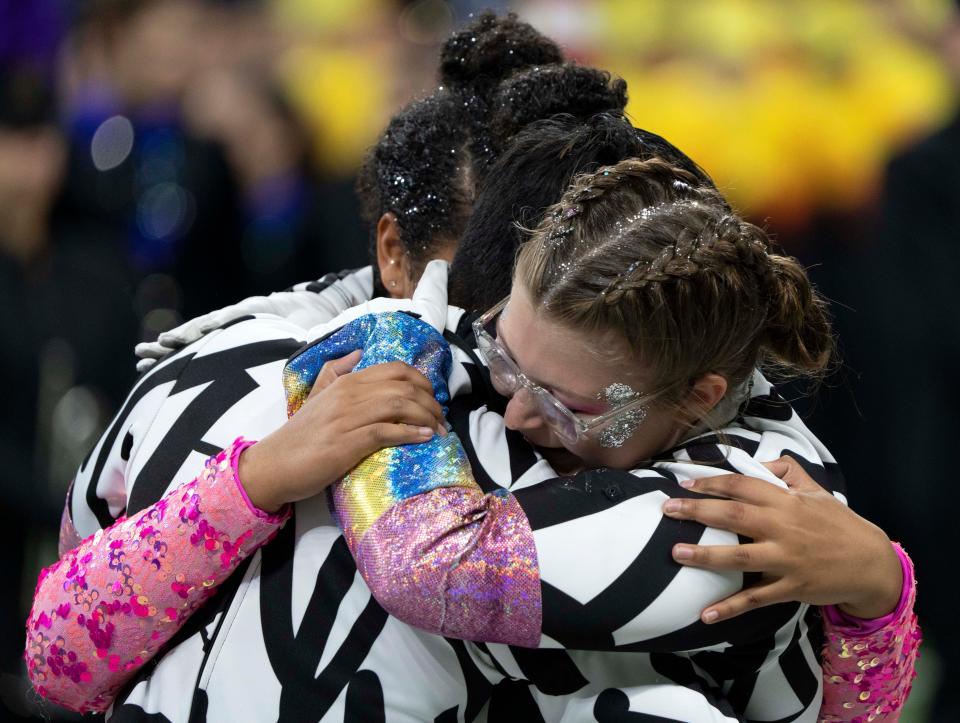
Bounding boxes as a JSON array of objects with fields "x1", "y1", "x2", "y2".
[
  {"x1": 515, "y1": 157, "x2": 833, "y2": 410},
  {"x1": 448, "y1": 112, "x2": 712, "y2": 310}
]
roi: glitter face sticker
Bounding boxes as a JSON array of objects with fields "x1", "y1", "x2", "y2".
[{"x1": 597, "y1": 382, "x2": 647, "y2": 448}]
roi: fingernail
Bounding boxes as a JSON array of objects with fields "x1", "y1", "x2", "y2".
[
  {"x1": 673, "y1": 544, "x2": 693, "y2": 560},
  {"x1": 417, "y1": 427, "x2": 435, "y2": 438},
  {"x1": 678, "y1": 479, "x2": 694, "y2": 489},
  {"x1": 703, "y1": 610, "x2": 719, "y2": 624},
  {"x1": 663, "y1": 499, "x2": 681, "y2": 514}
]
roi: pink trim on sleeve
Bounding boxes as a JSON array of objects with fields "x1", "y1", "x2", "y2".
[
  {"x1": 819, "y1": 542, "x2": 921, "y2": 722},
  {"x1": 24, "y1": 437, "x2": 289, "y2": 713},
  {"x1": 229, "y1": 438, "x2": 290, "y2": 522},
  {"x1": 822, "y1": 543, "x2": 912, "y2": 636}
]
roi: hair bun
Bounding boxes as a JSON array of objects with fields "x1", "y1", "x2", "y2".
[
  {"x1": 439, "y1": 11, "x2": 563, "y2": 94},
  {"x1": 762, "y1": 254, "x2": 834, "y2": 373},
  {"x1": 490, "y1": 65, "x2": 628, "y2": 144}
]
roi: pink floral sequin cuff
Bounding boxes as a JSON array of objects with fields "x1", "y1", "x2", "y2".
[
  {"x1": 25, "y1": 438, "x2": 290, "y2": 713},
  {"x1": 820, "y1": 542, "x2": 920, "y2": 722},
  {"x1": 822, "y1": 542, "x2": 913, "y2": 636}
]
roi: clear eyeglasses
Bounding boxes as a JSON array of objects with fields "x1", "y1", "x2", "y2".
[{"x1": 472, "y1": 296, "x2": 662, "y2": 444}]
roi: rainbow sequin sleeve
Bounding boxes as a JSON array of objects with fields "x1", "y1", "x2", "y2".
[
  {"x1": 819, "y1": 543, "x2": 920, "y2": 722},
  {"x1": 284, "y1": 312, "x2": 542, "y2": 648},
  {"x1": 24, "y1": 438, "x2": 289, "y2": 713}
]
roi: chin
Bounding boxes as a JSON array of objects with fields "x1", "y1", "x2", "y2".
[{"x1": 520, "y1": 429, "x2": 561, "y2": 449}]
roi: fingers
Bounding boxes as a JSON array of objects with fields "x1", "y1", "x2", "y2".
[
  {"x1": 134, "y1": 341, "x2": 170, "y2": 360},
  {"x1": 410, "y1": 259, "x2": 449, "y2": 332},
  {"x1": 663, "y1": 497, "x2": 766, "y2": 538},
  {"x1": 670, "y1": 541, "x2": 775, "y2": 573},
  {"x1": 762, "y1": 455, "x2": 821, "y2": 493},
  {"x1": 157, "y1": 325, "x2": 202, "y2": 348},
  {"x1": 136, "y1": 357, "x2": 158, "y2": 373},
  {"x1": 364, "y1": 379, "x2": 445, "y2": 431},
  {"x1": 678, "y1": 473, "x2": 785, "y2": 506},
  {"x1": 310, "y1": 350, "x2": 363, "y2": 396},
  {"x1": 699, "y1": 580, "x2": 791, "y2": 624},
  {"x1": 352, "y1": 390, "x2": 445, "y2": 433},
  {"x1": 352, "y1": 360, "x2": 436, "y2": 396},
  {"x1": 307, "y1": 372, "x2": 445, "y2": 434},
  {"x1": 352, "y1": 422, "x2": 437, "y2": 455}
]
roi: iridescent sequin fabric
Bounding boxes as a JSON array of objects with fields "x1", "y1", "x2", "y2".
[
  {"x1": 25, "y1": 439, "x2": 288, "y2": 713},
  {"x1": 820, "y1": 543, "x2": 921, "y2": 722},
  {"x1": 283, "y1": 311, "x2": 542, "y2": 647}
]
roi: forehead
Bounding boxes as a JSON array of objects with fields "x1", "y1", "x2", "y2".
[{"x1": 497, "y1": 285, "x2": 649, "y2": 400}]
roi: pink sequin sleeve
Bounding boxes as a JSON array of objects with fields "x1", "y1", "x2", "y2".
[
  {"x1": 24, "y1": 437, "x2": 289, "y2": 714},
  {"x1": 819, "y1": 543, "x2": 920, "y2": 722}
]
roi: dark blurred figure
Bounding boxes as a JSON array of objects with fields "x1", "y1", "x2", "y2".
[
  {"x1": 57, "y1": 0, "x2": 247, "y2": 322},
  {"x1": 859, "y1": 11, "x2": 960, "y2": 719},
  {"x1": 57, "y1": 0, "x2": 366, "y2": 325},
  {"x1": 0, "y1": 64, "x2": 137, "y2": 720},
  {"x1": 182, "y1": 68, "x2": 367, "y2": 296}
]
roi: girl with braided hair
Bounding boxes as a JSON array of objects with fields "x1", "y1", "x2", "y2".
[{"x1": 232, "y1": 156, "x2": 916, "y2": 720}]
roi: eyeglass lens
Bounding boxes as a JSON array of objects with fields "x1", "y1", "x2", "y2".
[{"x1": 479, "y1": 323, "x2": 580, "y2": 443}]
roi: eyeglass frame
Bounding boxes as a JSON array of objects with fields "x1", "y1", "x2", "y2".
[{"x1": 472, "y1": 296, "x2": 666, "y2": 444}]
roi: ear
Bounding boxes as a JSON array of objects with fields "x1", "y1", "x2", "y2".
[
  {"x1": 686, "y1": 373, "x2": 728, "y2": 417},
  {"x1": 376, "y1": 212, "x2": 409, "y2": 298}
]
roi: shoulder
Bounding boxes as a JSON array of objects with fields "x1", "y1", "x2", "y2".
[
  {"x1": 655, "y1": 371, "x2": 845, "y2": 496},
  {"x1": 72, "y1": 314, "x2": 310, "y2": 532}
]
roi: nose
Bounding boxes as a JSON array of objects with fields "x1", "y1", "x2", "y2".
[{"x1": 502, "y1": 387, "x2": 545, "y2": 433}]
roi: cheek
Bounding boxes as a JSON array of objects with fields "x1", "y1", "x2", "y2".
[
  {"x1": 578, "y1": 411, "x2": 677, "y2": 469},
  {"x1": 597, "y1": 407, "x2": 648, "y2": 449}
]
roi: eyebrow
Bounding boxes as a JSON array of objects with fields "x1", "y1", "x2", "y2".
[{"x1": 495, "y1": 313, "x2": 601, "y2": 404}]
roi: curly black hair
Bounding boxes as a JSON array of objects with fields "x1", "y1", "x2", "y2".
[
  {"x1": 488, "y1": 64, "x2": 628, "y2": 163},
  {"x1": 438, "y1": 11, "x2": 563, "y2": 97},
  {"x1": 356, "y1": 11, "x2": 565, "y2": 293},
  {"x1": 355, "y1": 91, "x2": 475, "y2": 293},
  {"x1": 355, "y1": 13, "x2": 633, "y2": 295},
  {"x1": 438, "y1": 11, "x2": 565, "y2": 182}
]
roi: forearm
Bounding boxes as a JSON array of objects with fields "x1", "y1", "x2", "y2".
[
  {"x1": 335, "y1": 446, "x2": 754, "y2": 652},
  {"x1": 25, "y1": 438, "x2": 289, "y2": 713},
  {"x1": 334, "y1": 434, "x2": 542, "y2": 648},
  {"x1": 819, "y1": 543, "x2": 920, "y2": 722}
]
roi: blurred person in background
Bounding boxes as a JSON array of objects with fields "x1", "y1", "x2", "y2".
[
  {"x1": 852, "y1": 2, "x2": 960, "y2": 718},
  {"x1": 55, "y1": 0, "x2": 369, "y2": 327},
  {"x1": 0, "y1": 63, "x2": 137, "y2": 720},
  {"x1": 181, "y1": 68, "x2": 367, "y2": 295},
  {"x1": 55, "y1": 0, "x2": 247, "y2": 322}
]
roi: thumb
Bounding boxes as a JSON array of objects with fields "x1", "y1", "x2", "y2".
[
  {"x1": 411, "y1": 259, "x2": 449, "y2": 332},
  {"x1": 763, "y1": 455, "x2": 819, "y2": 492},
  {"x1": 310, "y1": 349, "x2": 363, "y2": 398}
]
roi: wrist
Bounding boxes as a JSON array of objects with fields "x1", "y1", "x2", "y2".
[
  {"x1": 836, "y1": 539, "x2": 903, "y2": 619},
  {"x1": 237, "y1": 443, "x2": 286, "y2": 514}
]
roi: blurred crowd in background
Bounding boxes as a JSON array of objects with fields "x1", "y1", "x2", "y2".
[{"x1": 1, "y1": 0, "x2": 957, "y2": 720}]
